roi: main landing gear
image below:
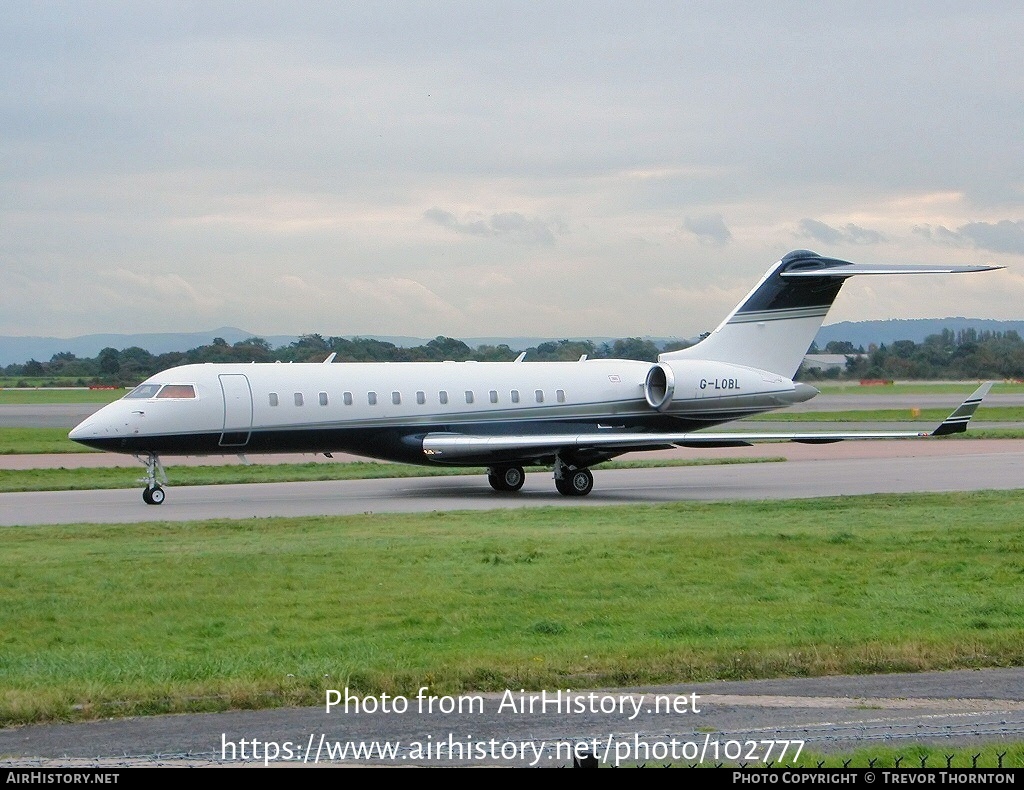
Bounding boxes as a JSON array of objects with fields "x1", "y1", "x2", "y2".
[
  {"x1": 554, "y1": 468, "x2": 593, "y2": 496},
  {"x1": 487, "y1": 465, "x2": 525, "y2": 493},
  {"x1": 137, "y1": 452, "x2": 168, "y2": 505},
  {"x1": 486, "y1": 462, "x2": 594, "y2": 496},
  {"x1": 552, "y1": 458, "x2": 594, "y2": 497}
]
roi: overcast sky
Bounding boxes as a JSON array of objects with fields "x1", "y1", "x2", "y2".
[{"x1": 3, "y1": 2, "x2": 1023, "y2": 340}]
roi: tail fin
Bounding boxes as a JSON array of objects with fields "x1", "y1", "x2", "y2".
[{"x1": 660, "y1": 250, "x2": 1000, "y2": 378}]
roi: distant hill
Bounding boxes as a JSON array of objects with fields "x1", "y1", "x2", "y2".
[
  {"x1": 0, "y1": 328, "x2": 289, "y2": 367},
  {"x1": 4, "y1": 320, "x2": 1019, "y2": 367},
  {"x1": 815, "y1": 319, "x2": 1024, "y2": 349}
]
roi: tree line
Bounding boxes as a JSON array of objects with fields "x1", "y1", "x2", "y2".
[
  {"x1": 802, "y1": 329, "x2": 1024, "y2": 381},
  {"x1": 5, "y1": 327, "x2": 1022, "y2": 387},
  {"x1": 3, "y1": 335, "x2": 691, "y2": 387}
]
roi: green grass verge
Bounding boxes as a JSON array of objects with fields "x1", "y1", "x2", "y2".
[
  {"x1": 949, "y1": 428, "x2": 1024, "y2": 439},
  {"x1": 0, "y1": 427, "x2": 99, "y2": 454},
  {"x1": 0, "y1": 388, "x2": 124, "y2": 404},
  {"x1": 775, "y1": 742, "x2": 1024, "y2": 769},
  {"x1": 813, "y1": 382, "x2": 1024, "y2": 396},
  {"x1": 748, "y1": 406, "x2": 1024, "y2": 422},
  {"x1": 0, "y1": 456, "x2": 782, "y2": 493},
  {"x1": 621, "y1": 742, "x2": 1024, "y2": 768},
  {"x1": 1, "y1": 491, "x2": 1022, "y2": 725}
]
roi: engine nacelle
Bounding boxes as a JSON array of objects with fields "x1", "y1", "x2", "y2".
[
  {"x1": 644, "y1": 359, "x2": 809, "y2": 413},
  {"x1": 644, "y1": 362, "x2": 675, "y2": 411}
]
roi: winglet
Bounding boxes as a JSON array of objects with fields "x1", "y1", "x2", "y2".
[{"x1": 930, "y1": 382, "x2": 994, "y2": 436}]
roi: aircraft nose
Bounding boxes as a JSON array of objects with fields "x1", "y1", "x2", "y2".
[
  {"x1": 69, "y1": 403, "x2": 129, "y2": 444},
  {"x1": 68, "y1": 418, "x2": 100, "y2": 443}
]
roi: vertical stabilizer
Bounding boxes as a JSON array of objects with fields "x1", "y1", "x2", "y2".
[{"x1": 660, "y1": 251, "x2": 1000, "y2": 378}]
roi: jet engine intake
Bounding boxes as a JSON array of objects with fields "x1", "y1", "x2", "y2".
[{"x1": 644, "y1": 362, "x2": 675, "y2": 412}]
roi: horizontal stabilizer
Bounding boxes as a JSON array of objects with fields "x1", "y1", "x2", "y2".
[{"x1": 781, "y1": 262, "x2": 1002, "y2": 278}]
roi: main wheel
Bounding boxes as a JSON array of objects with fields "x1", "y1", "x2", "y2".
[
  {"x1": 488, "y1": 465, "x2": 525, "y2": 492},
  {"x1": 144, "y1": 485, "x2": 165, "y2": 505},
  {"x1": 555, "y1": 468, "x2": 593, "y2": 496}
]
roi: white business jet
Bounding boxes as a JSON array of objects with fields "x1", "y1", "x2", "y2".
[{"x1": 69, "y1": 250, "x2": 999, "y2": 504}]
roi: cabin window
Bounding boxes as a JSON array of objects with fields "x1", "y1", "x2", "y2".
[
  {"x1": 156, "y1": 384, "x2": 196, "y2": 399},
  {"x1": 556, "y1": 389, "x2": 566, "y2": 403},
  {"x1": 343, "y1": 391, "x2": 353, "y2": 406},
  {"x1": 465, "y1": 390, "x2": 474, "y2": 404},
  {"x1": 368, "y1": 392, "x2": 377, "y2": 406},
  {"x1": 439, "y1": 390, "x2": 449, "y2": 404},
  {"x1": 489, "y1": 390, "x2": 498, "y2": 404},
  {"x1": 535, "y1": 390, "x2": 544, "y2": 403},
  {"x1": 269, "y1": 392, "x2": 279, "y2": 407},
  {"x1": 511, "y1": 390, "x2": 520, "y2": 403},
  {"x1": 392, "y1": 391, "x2": 401, "y2": 405},
  {"x1": 294, "y1": 392, "x2": 304, "y2": 407},
  {"x1": 124, "y1": 384, "x2": 161, "y2": 399},
  {"x1": 416, "y1": 391, "x2": 425, "y2": 405},
  {"x1": 319, "y1": 392, "x2": 329, "y2": 406}
]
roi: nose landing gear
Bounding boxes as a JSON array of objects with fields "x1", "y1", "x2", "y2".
[{"x1": 136, "y1": 452, "x2": 168, "y2": 505}]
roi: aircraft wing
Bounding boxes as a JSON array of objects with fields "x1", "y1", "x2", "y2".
[{"x1": 421, "y1": 383, "x2": 993, "y2": 459}]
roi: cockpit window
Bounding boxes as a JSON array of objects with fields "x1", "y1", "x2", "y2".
[
  {"x1": 124, "y1": 384, "x2": 161, "y2": 399},
  {"x1": 156, "y1": 384, "x2": 197, "y2": 399}
]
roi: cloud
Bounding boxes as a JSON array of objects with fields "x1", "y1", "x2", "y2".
[
  {"x1": 682, "y1": 214, "x2": 732, "y2": 245},
  {"x1": 98, "y1": 269, "x2": 225, "y2": 312},
  {"x1": 424, "y1": 208, "x2": 566, "y2": 245},
  {"x1": 798, "y1": 219, "x2": 885, "y2": 245},
  {"x1": 915, "y1": 220, "x2": 1024, "y2": 255},
  {"x1": 345, "y1": 276, "x2": 464, "y2": 323}
]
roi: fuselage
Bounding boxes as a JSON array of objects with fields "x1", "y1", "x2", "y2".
[
  {"x1": 69, "y1": 358, "x2": 813, "y2": 466},
  {"x1": 64, "y1": 251, "x2": 999, "y2": 505}
]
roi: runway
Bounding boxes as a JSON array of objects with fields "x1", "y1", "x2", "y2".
[
  {"x1": 3, "y1": 669, "x2": 1023, "y2": 766},
  {"x1": 2, "y1": 439, "x2": 1023, "y2": 527}
]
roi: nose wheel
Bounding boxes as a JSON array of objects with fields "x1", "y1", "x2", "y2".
[
  {"x1": 142, "y1": 485, "x2": 165, "y2": 505},
  {"x1": 136, "y1": 452, "x2": 168, "y2": 505}
]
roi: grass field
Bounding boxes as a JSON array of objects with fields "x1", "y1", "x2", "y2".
[
  {"x1": 1, "y1": 490, "x2": 1022, "y2": 726},
  {"x1": 617, "y1": 742, "x2": 1024, "y2": 768},
  {"x1": 625, "y1": 742, "x2": 1024, "y2": 769},
  {"x1": 0, "y1": 388, "x2": 124, "y2": 404},
  {"x1": 748, "y1": 406, "x2": 1024, "y2": 422},
  {"x1": 0, "y1": 456, "x2": 783, "y2": 493},
  {"x1": 779, "y1": 743, "x2": 1024, "y2": 770},
  {"x1": 0, "y1": 427, "x2": 98, "y2": 454},
  {"x1": 814, "y1": 382, "x2": 1024, "y2": 395}
]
